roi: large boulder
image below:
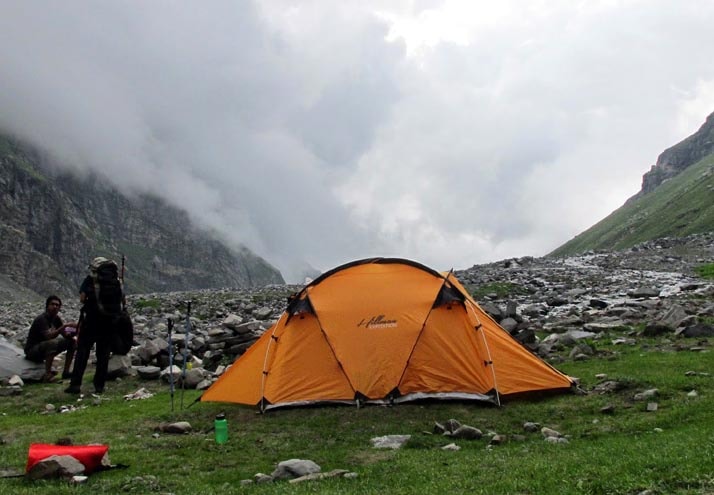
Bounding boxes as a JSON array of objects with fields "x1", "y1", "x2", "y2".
[{"x1": 0, "y1": 337, "x2": 44, "y2": 381}]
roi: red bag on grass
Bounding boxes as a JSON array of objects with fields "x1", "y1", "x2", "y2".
[{"x1": 26, "y1": 443, "x2": 109, "y2": 474}]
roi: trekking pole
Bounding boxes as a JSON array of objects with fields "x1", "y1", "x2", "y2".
[
  {"x1": 180, "y1": 301, "x2": 191, "y2": 410},
  {"x1": 167, "y1": 318, "x2": 175, "y2": 413},
  {"x1": 120, "y1": 255, "x2": 126, "y2": 311}
]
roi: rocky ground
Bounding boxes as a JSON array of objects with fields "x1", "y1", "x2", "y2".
[{"x1": 1, "y1": 233, "x2": 712, "y2": 389}]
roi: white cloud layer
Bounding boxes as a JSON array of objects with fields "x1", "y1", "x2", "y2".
[{"x1": 1, "y1": 1, "x2": 713, "y2": 282}]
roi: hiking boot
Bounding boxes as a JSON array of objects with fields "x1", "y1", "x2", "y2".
[
  {"x1": 64, "y1": 385, "x2": 81, "y2": 394},
  {"x1": 41, "y1": 372, "x2": 58, "y2": 383},
  {"x1": 61, "y1": 371, "x2": 72, "y2": 380},
  {"x1": 93, "y1": 387, "x2": 105, "y2": 395}
]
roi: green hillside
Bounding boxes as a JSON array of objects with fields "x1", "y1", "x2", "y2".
[{"x1": 550, "y1": 152, "x2": 714, "y2": 257}]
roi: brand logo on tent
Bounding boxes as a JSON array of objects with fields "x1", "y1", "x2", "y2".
[{"x1": 357, "y1": 315, "x2": 398, "y2": 329}]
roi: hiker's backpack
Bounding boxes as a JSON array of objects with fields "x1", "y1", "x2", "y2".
[{"x1": 90, "y1": 258, "x2": 124, "y2": 316}]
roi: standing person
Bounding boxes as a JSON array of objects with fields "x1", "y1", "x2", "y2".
[
  {"x1": 25, "y1": 295, "x2": 77, "y2": 382},
  {"x1": 65, "y1": 257, "x2": 123, "y2": 395}
]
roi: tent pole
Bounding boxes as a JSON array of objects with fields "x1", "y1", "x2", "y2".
[
  {"x1": 466, "y1": 299, "x2": 501, "y2": 406},
  {"x1": 259, "y1": 313, "x2": 286, "y2": 412}
]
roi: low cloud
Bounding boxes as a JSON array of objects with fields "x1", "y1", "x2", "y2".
[{"x1": 1, "y1": 1, "x2": 713, "y2": 282}]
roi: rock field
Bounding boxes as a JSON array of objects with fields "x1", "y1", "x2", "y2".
[{"x1": 1, "y1": 233, "x2": 712, "y2": 387}]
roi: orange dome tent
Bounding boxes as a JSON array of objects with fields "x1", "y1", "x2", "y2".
[{"x1": 201, "y1": 258, "x2": 574, "y2": 411}]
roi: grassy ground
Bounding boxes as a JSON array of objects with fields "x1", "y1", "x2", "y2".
[{"x1": 1, "y1": 338, "x2": 713, "y2": 494}]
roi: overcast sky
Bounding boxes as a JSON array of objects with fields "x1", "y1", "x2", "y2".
[{"x1": 2, "y1": 1, "x2": 714, "y2": 282}]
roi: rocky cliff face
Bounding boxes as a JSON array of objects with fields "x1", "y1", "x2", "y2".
[
  {"x1": 0, "y1": 137, "x2": 284, "y2": 299},
  {"x1": 640, "y1": 111, "x2": 714, "y2": 194}
]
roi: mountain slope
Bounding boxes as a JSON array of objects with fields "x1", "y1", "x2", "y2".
[
  {"x1": 0, "y1": 136, "x2": 284, "y2": 298},
  {"x1": 550, "y1": 154, "x2": 713, "y2": 256},
  {"x1": 550, "y1": 112, "x2": 714, "y2": 257}
]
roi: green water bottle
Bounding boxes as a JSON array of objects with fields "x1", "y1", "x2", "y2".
[{"x1": 214, "y1": 413, "x2": 228, "y2": 444}]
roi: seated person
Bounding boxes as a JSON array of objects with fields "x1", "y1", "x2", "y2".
[{"x1": 24, "y1": 295, "x2": 77, "y2": 382}]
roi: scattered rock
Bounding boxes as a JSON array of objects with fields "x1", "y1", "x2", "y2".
[
  {"x1": 489, "y1": 434, "x2": 507, "y2": 445},
  {"x1": 123, "y1": 388, "x2": 154, "y2": 400},
  {"x1": 634, "y1": 389, "x2": 659, "y2": 401},
  {"x1": 676, "y1": 323, "x2": 714, "y2": 338},
  {"x1": 26, "y1": 455, "x2": 85, "y2": 480},
  {"x1": 600, "y1": 404, "x2": 616, "y2": 414},
  {"x1": 541, "y1": 427, "x2": 562, "y2": 438},
  {"x1": 371, "y1": 435, "x2": 411, "y2": 449},
  {"x1": 136, "y1": 366, "x2": 161, "y2": 380},
  {"x1": 642, "y1": 323, "x2": 674, "y2": 337},
  {"x1": 443, "y1": 418, "x2": 462, "y2": 433},
  {"x1": 451, "y1": 425, "x2": 482, "y2": 440},
  {"x1": 157, "y1": 421, "x2": 192, "y2": 434},
  {"x1": 271, "y1": 459, "x2": 321, "y2": 480},
  {"x1": 523, "y1": 422, "x2": 540, "y2": 433}
]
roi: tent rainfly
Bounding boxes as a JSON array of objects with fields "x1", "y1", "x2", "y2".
[{"x1": 201, "y1": 258, "x2": 575, "y2": 411}]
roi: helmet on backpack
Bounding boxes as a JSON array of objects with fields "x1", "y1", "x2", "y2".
[{"x1": 89, "y1": 257, "x2": 111, "y2": 270}]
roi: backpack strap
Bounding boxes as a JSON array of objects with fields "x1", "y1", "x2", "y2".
[{"x1": 91, "y1": 271, "x2": 105, "y2": 315}]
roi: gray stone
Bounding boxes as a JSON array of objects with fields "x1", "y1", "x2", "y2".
[
  {"x1": 443, "y1": 418, "x2": 462, "y2": 433},
  {"x1": 271, "y1": 459, "x2": 321, "y2": 480},
  {"x1": 505, "y1": 301, "x2": 518, "y2": 318},
  {"x1": 0, "y1": 337, "x2": 45, "y2": 381},
  {"x1": 136, "y1": 340, "x2": 161, "y2": 364},
  {"x1": 254, "y1": 473, "x2": 273, "y2": 483},
  {"x1": 136, "y1": 366, "x2": 161, "y2": 380},
  {"x1": 642, "y1": 322, "x2": 674, "y2": 337},
  {"x1": 480, "y1": 303, "x2": 503, "y2": 320},
  {"x1": 589, "y1": 299, "x2": 608, "y2": 309},
  {"x1": 489, "y1": 434, "x2": 507, "y2": 445},
  {"x1": 370, "y1": 435, "x2": 411, "y2": 449},
  {"x1": 221, "y1": 314, "x2": 243, "y2": 330},
  {"x1": 676, "y1": 323, "x2": 714, "y2": 338},
  {"x1": 523, "y1": 422, "x2": 540, "y2": 433},
  {"x1": 161, "y1": 421, "x2": 192, "y2": 434},
  {"x1": 8, "y1": 374, "x2": 23, "y2": 386},
  {"x1": 583, "y1": 321, "x2": 626, "y2": 332},
  {"x1": 107, "y1": 354, "x2": 133, "y2": 379},
  {"x1": 500, "y1": 317, "x2": 518, "y2": 332},
  {"x1": 452, "y1": 425, "x2": 482, "y2": 440},
  {"x1": 182, "y1": 367, "x2": 208, "y2": 389},
  {"x1": 634, "y1": 389, "x2": 659, "y2": 401},
  {"x1": 253, "y1": 307, "x2": 273, "y2": 320},
  {"x1": 26, "y1": 455, "x2": 86, "y2": 480},
  {"x1": 628, "y1": 287, "x2": 661, "y2": 298},
  {"x1": 541, "y1": 427, "x2": 561, "y2": 438},
  {"x1": 659, "y1": 305, "x2": 689, "y2": 327}
]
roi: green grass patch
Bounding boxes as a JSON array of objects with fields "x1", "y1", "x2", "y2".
[
  {"x1": 0, "y1": 339, "x2": 712, "y2": 494},
  {"x1": 468, "y1": 282, "x2": 528, "y2": 299},
  {"x1": 133, "y1": 298, "x2": 161, "y2": 310},
  {"x1": 695, "y1": 262, "x2": 714, "y2": 279}
]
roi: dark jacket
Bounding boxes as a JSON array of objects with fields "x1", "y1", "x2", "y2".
[{"x1": 25, "y1": 312, "x2": 63, "y2": 353}]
